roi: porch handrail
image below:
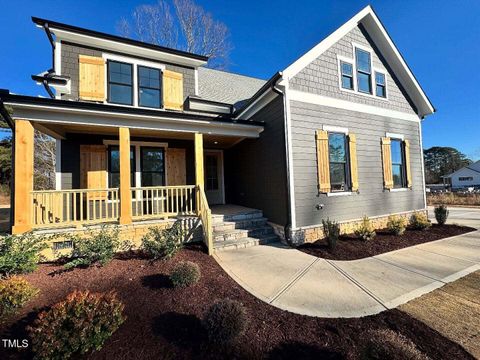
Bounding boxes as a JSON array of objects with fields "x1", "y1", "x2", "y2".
[{"x1": 197, "y1": 185, "x2": 213, "y2": 255}]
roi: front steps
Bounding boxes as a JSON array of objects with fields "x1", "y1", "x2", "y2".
[{"x1": 212, "y1": 209, "x2": 280, "y2": 252}]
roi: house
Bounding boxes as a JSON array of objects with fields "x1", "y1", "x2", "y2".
[
  {"x1": 0, "y1": 5, "x2": 435, "y2": 256},
  {"x1": 443, "y1": 160, "x2": 480, "y2": 190}
]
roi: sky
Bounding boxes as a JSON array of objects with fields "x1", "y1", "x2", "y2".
[{"x1": 0, "y1": 0, "x2": 479, "y2": 160}]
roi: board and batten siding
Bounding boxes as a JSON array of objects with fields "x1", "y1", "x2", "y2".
[{"x1": 289, "y1": 101, "x2": 425, "y2": 228}]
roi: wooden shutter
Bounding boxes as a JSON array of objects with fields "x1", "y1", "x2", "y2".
[
  {"x1": 166, "y1": 148, "x2": 186, "y2": 185},
  {"x1": 163, "y1": 70, "x2": 183, "y2": 110},
  {"x1": 316, "y1": 130, "x2": 331, "y2": 193},
  {"x1": 404, "y1": 139, "x2": 412, "y2": 188},
  {"x1": 381, "y1": 137, "x2": 393, "y2": 189},
  {"x1": 79, "y1": 55, "x2": 105, "y2": 101},
  {"x1": 348, "y1": 133, "x2": 359, "y2": 192},
  {"x1": 80, "y1": 145, "x2": 107, "y2": 200}
]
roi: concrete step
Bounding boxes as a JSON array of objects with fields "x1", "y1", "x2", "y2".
[
  {"x1": 213, "y1": 226, "x2": 274, "y2": 242},
  {"x1": 213, "y1": 234, "x2": 280, "y2": 252},
  {"x1": 212, "y1": 217, "x2": 268, "y2": 232},
  {"x1": 212, "y1": 210, "x2": 263, "y2": 224}
]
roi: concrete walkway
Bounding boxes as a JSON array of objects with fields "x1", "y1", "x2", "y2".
[{"x1": 215, "y1": 207, "x2": 480, "y2": 318}]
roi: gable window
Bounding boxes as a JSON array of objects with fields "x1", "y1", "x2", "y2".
[
  {"x1": 107, "y1": 61, "x2": 133, "y2": 105},
  {"x1": 459, "y1": 177, "x2": 473, "y2": 181},
  {"x1": 108, "y1": 145, "x2": 135, "y2": 188},
  {"x1": 375, "y1": 72, "x2": 386, "y2": 98},
  {"x1": 328, "y1": 133, "x2": 349, "y2": 191},
  {"x1": 138, "y1": 66, "x2": 162, "y2": 108},
  {"x1": 355, "y1": 48, "x2": 372, "y2": 94},
  {"x1": 391, "y1": 139, "x2": 406, "y2": 188},
  {"x1": 340, "y1": 61, "x2": 354, "y2": 90}
]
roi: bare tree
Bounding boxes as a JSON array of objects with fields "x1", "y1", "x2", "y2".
[
  {"x1": 34, "y1": 131, "x2": 56, "y2": 190},
  {"x1": 118, "y1": 0, "x2": 231, "y2": 69}
]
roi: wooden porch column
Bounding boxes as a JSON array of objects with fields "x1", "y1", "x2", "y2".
[
  {"x1": 119, "y1": 127, "x2": 132, "y2": 225},
  {"x1": 194, "y1": 133, "x2": 204, "y2": 189},
  {"x1": 12, "y1": 120, "x2": 34, "y2": 234}
]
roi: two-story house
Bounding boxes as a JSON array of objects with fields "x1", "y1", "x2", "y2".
[{"x1": 0, "y1": 6, "x2": 435, "y2": 256}]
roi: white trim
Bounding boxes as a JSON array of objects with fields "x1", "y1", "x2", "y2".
[
  {"x1": 337, "y1": 55, "x2": 356, "y2": 95},
  {"x1": 323, "y1": 125, "x2": 349, "y2": 134},
  {"x1": 204, "y1": 149, "x2": 225, "y2": 205},
  {"x1": 326, "y1": 191, "x2": 354, "y2": 197},
  {"x1": 418, "y1": 121, "x2": 427, "y2": 208},
  {"x1": 372, "y1": 68, "x2": 388, "y2": 100},
  {"x1": 55, "y1": 139, "x2": 61, "y2": 190},
  {"x1": 283, "y1": 81, "x2": 297, "y2": 229},
  {"x1": 236, "y1": 89, "x2": 278, "y2": 120},
  {"x1": 194, "y1": 68, "x2": 199, "y2": 96},
  {"x1": 54, "y1": 41, "x2": 62, "y2": 99},
  {"x1": 388, "y1": 188, "x2": 409, "y2": 192},
  {"x1": 288, "y1": 89, "x2": 420, "y2": 122},
  {"x1": 386, "y1": 132, "x2": 404, "y2": 140}
]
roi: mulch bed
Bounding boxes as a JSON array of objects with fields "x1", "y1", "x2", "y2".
[
  {"x1": 0, "y1": 244, "x2": 474, "y2": 360},
  {"x1": 298, "y1": 224, "x2": 476, "y2": 261}
]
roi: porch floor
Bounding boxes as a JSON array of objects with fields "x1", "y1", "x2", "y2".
[{"x1": 210, "y1": 204, "x2": 260, "y2": 216}]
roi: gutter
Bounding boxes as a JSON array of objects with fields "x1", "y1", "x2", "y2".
[{"x1": 0, "y1": 97, "x2": 15, "y2": 130}]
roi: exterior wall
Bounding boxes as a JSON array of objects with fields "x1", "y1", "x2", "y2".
[
  {"x1": 225, "y1": 96, "x2": 288, "y2": 225},
  {"x1": 289, "y1": 100, "x2": 425, "y2": 229},
  {"x1": 290, "y1": 24, "x2": 417, "y2": 115},
  {"x1": 60, "y1": 41, "x2": 195, "y2": 103}
]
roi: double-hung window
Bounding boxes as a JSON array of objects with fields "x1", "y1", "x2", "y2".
[
  {"x1": 138, "y1": 66, "x2": 162, "y2": 108},
  {"x1": 108, "y1": 146, "x2": 135, "y2": 188},
  {"x1": 391, "y1": 139, "x2": 406, "y2": 188},
  {"x1": 375, "y1": 72, "x2": 386, "y2": 98},
  {"x1": 140, "y1": 147, "x2": 165, "y2": 187},
  {"x1": 355, "y1": 48, "x2": 372, "y2": 94},
  {"x1": 340, "y1": 61, "x2": 354, "y2": 90},
  {"x1": 328, "y1": 133, "x2": 349, "y2": 191},
  {"x1": 107, "y1": 61, "x2": 133, "y2": 105}
]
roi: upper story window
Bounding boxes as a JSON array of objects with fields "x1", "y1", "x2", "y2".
[
  {"x1": 355, "y1": 48, "x2": 372, "y2": 94},
  {"x1": 391, "y1": 139, "x2": 406, "y2": 188},
  {"x1": 375, "y1": 72, "x2": 386, "y2": 98},
  {"x1": 328, "y1": 132, "x2": 349, "y2": 191},
  {"x1": 340, "y1": 61, "x2": 354, "y2": 90},
  {"x1": 138, "y1": 66, "x2": 162, "y2": 108},
  {"x1": 107, "y1": 61, "x2": 133, "y2": 105}
]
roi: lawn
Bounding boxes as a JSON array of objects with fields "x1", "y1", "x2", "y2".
[{"x1": 0, "y1": 244, "x2": 473, "y2": 360}]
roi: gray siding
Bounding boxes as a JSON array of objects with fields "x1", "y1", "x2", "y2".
[
  {"x1": 290, "y1": 25, "x2": 417, "y2": 115},
  {"x1": 225, "y1": 96, "x2": 288, "y2": 225},
  {"x1": 290, "y1": 100, "x2": 425, "y2": 228},
  {"x1": 60, "y1": 42, "x2": 195, "y2": 103}
]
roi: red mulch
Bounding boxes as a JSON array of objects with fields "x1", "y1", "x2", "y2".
[
  {"x1": 0, "y1": 244, "x2": 473, "y2": 360},
  {"x1": 298, "y1": 224, "x2": 476, "y2": 261}
]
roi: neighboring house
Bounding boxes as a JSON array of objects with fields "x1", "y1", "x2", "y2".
[
  {"x1": 443, "y1": 160, "x2": 480, "y2": 189},
  {"x1": 0, "y1": 6, "x2": 435, "y2": 255}
]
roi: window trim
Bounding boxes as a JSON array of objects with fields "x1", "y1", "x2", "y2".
[
  {"x1": 339, "y1": 60, "x2": 354, "y2": 91},
  {"x1": 355, "y1": 47, "x2": 372, "y2": 94},
  {"x1": 107, "y1": 60, "x2": 134, "y2": 106},
  {"x1": 140, "y1": 146, "x2": 166, "y2": 187},
  {"x1": 137, "y1": 65, "x2": 163, "y2": 109},
  {"x1": 375, "y1": 71, "x2": 387, "y2": 98},
  {"x1": 327, "y1": 131, "x2": 351, "y2": 193},
  {"x1": 390, "y1": 138, "x2": 407, "y2": 189}
]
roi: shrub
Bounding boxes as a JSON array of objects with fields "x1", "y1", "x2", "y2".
[
  {"x1": 322, "y1": 218, "x2": 340, "y2": 251},
  {"x1": 170, "y1": 261, "x2": 201, "y2": 288},
  {"x1": 0, "y1": 233, "x2": 48, "y2": 277},
  {"x1": 64, "y1": 225, "x2": 129, "y2": 269},
  {"x1": 28, "y1": 290, "x2": 125, "y2": 360},
  {"x1": 409, "y1": 211, "x2": 431, "y2": 230},
  {"x1": 203, "y1": 299, "x2": 247, "y2": 345},
  {"x1": 0, "y1": 277, "x2": 39, "y2": 319},
  {"x1": 142, "y1": 222, "x2": 185, "y2": 260},
  {"x1": 387, "y1": 215, "x2": 407, "y2": 236},
  {"x1": 434, "y1": 205, "x2": 449, "y2": 225},
  {"x1": 355, "y1": 216, "x2": 376, "y2": 241},
  {"x1": 363, "y1": 329, "x2": 429, "y2": 360}
]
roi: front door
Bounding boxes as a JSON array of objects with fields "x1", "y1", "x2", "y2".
[{"x1": 204, "y1": 151, "x2": 224, "y2": 205}]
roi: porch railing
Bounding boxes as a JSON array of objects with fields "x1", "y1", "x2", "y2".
[{"x1": 197, "y1": 185, "x2": 213, "y2": 255}]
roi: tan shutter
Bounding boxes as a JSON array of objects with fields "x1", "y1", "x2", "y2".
[
  {"x1": 349, "y1": 133, "x2": 359, "y2": 192},
  {"x1": 79, "y1": 55, "x2": 105, "y2": 101},
  {"x1": 316, "y1": 130, "x2": 331, "y2": 193},
  {"x1": 381, "y1": 137, "x2": 393, "y2": 189},
  {"x1": 80, "y1": 145, "x2": 107, "y2": 200},
  {"x1": 404, "y1": 139, "x2": 412, "y2": 188},
  {"x1": 166, "y1": 148, "x2": 186, "y2": 185},
  {"x1": 163, "y1": 70, "x2": 183, "y2": 110}
]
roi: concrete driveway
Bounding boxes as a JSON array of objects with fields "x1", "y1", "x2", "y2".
[
  {"x1": 215, "y1": 207, "x2": 480, "y2": 318},
  {"x1": 428, "y1": 206, "x2": 480, "y2": 229}
]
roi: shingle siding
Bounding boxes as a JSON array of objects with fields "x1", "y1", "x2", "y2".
[{"x1": 290, "y1": 25, "x2": 417, "y2": 115}]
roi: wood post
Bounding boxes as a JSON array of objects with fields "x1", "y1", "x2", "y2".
[
  {"x1": 12, "y1": 120, "x2": 34, "y2": 234},
  {"x1": 194, "y1": 133, "x2": 204, "y2": 214},
  {"x1": 119, "y1": 127, "x2": 132, "y2": 225}
]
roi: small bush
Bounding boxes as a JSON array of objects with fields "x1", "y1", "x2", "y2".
[
  {"x1": 409, "y1": 211, "x2": 431, "y2": 230},
  {"x1": 355, "y1": 216, "x2": 376, "y2": 241},
  {"x1": 64, "y1": 225, "x2": 129, "y2": 269},
  {"x1": 0, "y1": 233, "x2": 48, "y2": 277},
  {"x1": 0, "y1": 277, "x2": 39, "y2": 319},
  {"x1": 363, "y1": 329, "x2": 429, "y2": 360},
  {"x1": 28, "y1": 290, "x2": 125, "y2": 360},
  {"x1": 434, "y1": 205, "x2": 449, "y2": 225},
  {"x1": 170, "y1": 261, "x2": 201, "y2": 288},
  {"x1": 203, "y1": 299, "x2": 247, "y2": 345},
  {"x1": 387, "y1": 215, "x2": 407, "y2": 236},
  {"x1": 142, "y1": 222, "x2": 185, "y2": 260},
  {"x1": 322, "y1": 218, "x2": 340, "y2": 251}
]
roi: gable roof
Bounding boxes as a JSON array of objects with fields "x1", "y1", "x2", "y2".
[
  {"x1": 198, "y1": 68, "x2": 266, "y2": 109},
  {"x1": 282, "y1": 5, "x2": 435, "y2": 118},
  {"x1": 445, "y1": 160, "x2": 480, "y2": 178}
]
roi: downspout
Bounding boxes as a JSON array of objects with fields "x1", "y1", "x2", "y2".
[
  {"x1": 0, "y1": 100, "x2": 15, "y2": 234},
  {"x1": 41, "y1": 23, "x2": 56, "y2": 99}
]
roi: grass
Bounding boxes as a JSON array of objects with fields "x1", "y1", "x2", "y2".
[{"x1": 427, "y1": 192, "x2": 480, "y2": 207}]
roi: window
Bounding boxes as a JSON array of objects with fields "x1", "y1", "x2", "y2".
[
  {"x1": 140, "y1": 147, "x2": 165, "y2": 186},
  {"x1": 459, "y1": 177, "x2": 473, "y2": 181},
  {"x1": 328, "y1": 133, "x2": 349, "y2": 191},
  {"x1": 391, "y1": 139, "x2": 406, "y2": 188},
  {"x1": 205, "y1": 155, "x2": 219, "y2": 191},
  {"x1": 355, "y1": 48, "x2": 372, "y2": 94},
  {"x1": 138, "y1": 66, "x2": 162, "y2": 108},
  {"x1": 108, "y1": 61, "x2": 133, "y2": 105},
  {"x1": 340, "y1": 61, "x2": 354, "y2": 90},
  {"x1": 108, "y1": 146, "x2": 135, "y2": 188},
  {"x1": 375, "y1": 72, "x2": 386, "y2": 98}
]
